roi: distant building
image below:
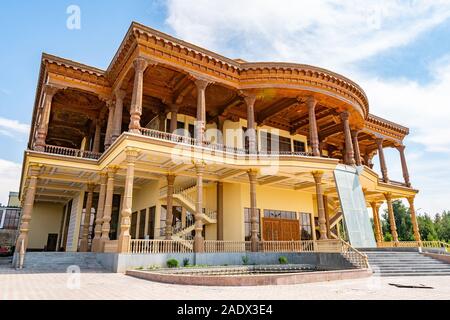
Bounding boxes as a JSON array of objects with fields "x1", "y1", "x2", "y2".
[{"x1": 0, "y1": 192, "x2": 22, "y2": 250}]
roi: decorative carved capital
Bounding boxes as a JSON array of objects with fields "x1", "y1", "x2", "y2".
[
  {"x1": 375, "y1": 138, "x2": 384, "y2": 147},
  {"x1": 28, "y1": 164, "x2": 42, "y2": 177},
  {"x1": 125, "y1": 148, "x2": 139, "y2": 163},
  {"x1": 194, "y1": 78, "x2": 212, "y2": 91},
  {"x1": 167, "y1": 174, "x2": 176, "y2": 185},
  {"x1": 107, "y1": 165, "x2": 118, "y2": 177},
  {"x1": 243, "y1": 95, "x2": 257, "y2": 108},
  {"x1": 312, "y1": 170, "x2": 324, "y2": 183},
  {"x1": 99, "y1": 171, "x2": 108, "y2": 184},
  {"x1": 247, "y1": 169, "x2": 258, "y2": 181},
  {"x1": 396, "y1": 144, "x2": 406, "y2": 152},
  {"x1": 340, "y1": 111, "x2": 350, "y2": 121},
  {"x1": 384, "y1": 192, "x2": 392, "y2": 201},
  {"x1": 114, "y1": 89, "x2": 127, "y2": 101},
  {"x1": 351, "y1": 129, "x2": 360, "y2": 138},
  {"x1": 86, "y1": 183, "x2": 96, "y2": 192},
  {"x1": 306, "y1": 96, "x2": 317, "y2": 110},
  {"x1": 133, "y1": 57, "x2": 149, "y2": 73},
  {"x1": 43, "y1": 84, "x2": 61, "y2": 98},
  {"x1": 194, "y1": 162, "x2": 206, "y2": 174}
]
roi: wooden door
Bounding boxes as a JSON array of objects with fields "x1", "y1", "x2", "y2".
[{"x1": 263, "y1": 218, "x2": 300, "y2": 241}]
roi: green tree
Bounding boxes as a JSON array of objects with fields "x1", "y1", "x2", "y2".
[
  {"x1": 435, "y1": 211, "x2": 450, "y2": 242},
  {"x1": 417, "y1": 214, "x2": 438, "y2": 241}
]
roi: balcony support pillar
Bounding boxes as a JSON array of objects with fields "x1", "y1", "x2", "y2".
[
  {"x1": 341, "y1": 111, "x2": 356, "y2": 165},
  {"x1": 407, "y1": 196, "x2": 421, "y2": 243},
  {"x1": 111, "y1": 89, "x2": 126, "y2": 143},
  {"x1": 15, "y1": 165, "x2": 41, "y2": 255},
  {"x1": 194, "y1": 163, "x2": 205, "y2": 252},
  {"x1": 104, "y1": 101, "x2": 115, "y2": 150},
  {"x1": 100, "y1": 167, "x2": 117, "y2": 249},
  {"x1": 118, "y1": 149, "x2": 139, "y2": 253},
  {"x1": 194, "y1": 79, "x2": 211, "y2": 145},
  {"x1": 129, "y1": 58, "x2": 149, "y2": 134},
  {"x1": 351, "y1": 130, "x2": 362, "y2": 166},
  {"x1": 376, "y1": 138, "x2": 389, "y2": 183},
  {"x1": 248, "y1": 169, "x2": 259, "y2": 252},
  {"x1": 384, "y1": 192, "x2": 399, "y2": 242},
  {"x1": 370, "y1": 201, "x2": 383, "y2": 243},
  {"x1": 79, "y1": 184, "x2": 95, "y2": 252},
  {"x1": 169, "y1": 104, "x2": 179, "y2": 134},
  {"x1": 307, "y1": 97, "x2": 321, "y2": 157},
  {"x1": 92, "y1": 119, "x2": 101, "y2": 153},
  {"x1": 92, "y1": 172, "x2": 107, "y2": 252},
  {"x1": 396, "y1": 145, "x2": 411, "y2": 187},
  {"x1": 244, "y1": 95, "x2": 257, "y2": 154},
  {"x1": 165, "y1": 174, "x2": 176, "y2": 240},
  {"x1": 312, "y1": 171, "x2": 327, "y2": 240},
  {"x1": 35, "y1": 85, "x2": 60, "y2": 151}
]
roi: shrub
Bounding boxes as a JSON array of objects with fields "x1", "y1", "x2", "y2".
[
  {"x1": 183, "y1": 258, "x2": 190, "y2": 267},
  {"x1": 135, "y1": 266, "x2": 144, "y2": 270},
  {"x1": 278, "y1": 256, "x2": 288, "y2": 264},
  {"x1": 242, "y1": 255, "x2": 249, "y2": 265},
  {"x1": 147, "y1": 264, "x2": 160, "y2": 270},
  {"x1": 166, "y1": 258, "x2": 179, "y2": 268}
]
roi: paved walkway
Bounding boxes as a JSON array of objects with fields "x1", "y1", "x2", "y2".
[{"x1": 1, "y1": 264, "x2": 449, "y2": 300}]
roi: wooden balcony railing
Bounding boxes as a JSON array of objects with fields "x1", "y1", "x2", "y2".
[
  {"x1": 139, "y1": 128, "x2": 312, "y2": 157},
  {"x1": 40, "y1": 145, "x2": 102, "y2": 160}
]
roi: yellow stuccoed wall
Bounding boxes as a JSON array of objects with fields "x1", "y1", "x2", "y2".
[
  {"x1": 28, "y1": 202, "x2": 64, "y2": 250},
  {"x1": 222, "y1": 182, "x2": 316, "y2": 241}
]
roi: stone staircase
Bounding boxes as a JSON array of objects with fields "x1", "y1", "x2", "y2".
[
  {"x1": 363, "y1": 250, "x2": 450, "y2": 276},
  {"x1": 13, "y1": 252, "x2": 106, "y2": 272}
]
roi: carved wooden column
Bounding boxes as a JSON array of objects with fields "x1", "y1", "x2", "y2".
[
  {"x1": 376, "y1": 138, "x2": 389, "y2": 183},
  {"x1": 111, "y1": 89, "x2": 126, "y2": 143},
  {"x1": 194, "y1": 79, "x2": 210, "y2": 144},
  {"x1": 194, "y1": 164, "x2": 205, "y2": 252},
  {"x1": 312, "y1": 171, "x2": 327, "y2": 240},
  {"x1": 407, "y1": 196, "x2": 421, "y2": 243},
  {"x1": 15, "y1": 165, "x2": 40, "y2": 252},
  {"x1": 217, "y1": 181, "x2": 224, "y2": 240},
  {"x1": 244, "y1": 95, "x2": 257, "y2": 154},
  {"x1": 169, "y1": 104, "x2": 179, "y2": 133},
  {"x1": 104, "y1": 102, "x2": 115, "y2": 150},
  {"x1": 307, "y1": 97, "x2": 321, "y2": 156},
  {"x1": 92, "y1": 172, "x2": 107, "y2": 252},
  {"x1": 129, "y1": 58, "x2": 149, "y2": 134},
  {"x1": 35, "y1": 85, "x2": 60, "y2": 151},
  {"x1": 384, "y1": 193, "x2": 398, "y2": 242},
  {"x1": 118, "y1": 149, "x2": 139, "y2": 253},
  {"x1": 165, "y1": 174, "x2": 176, "y2": 240},
  {"x1": 341, "y1": 111, "x2": 355, "y2": 165},
  {"x1": 79, "y1": 184, "x2": 95, "y2": 252},
  {"x1": 92, "y1": 119, "x2": 101, "y2": 153},
  {"x1": 100, "y1": 167, "x2": 117, "y2": 246},
  {"x1": 351, "y1": 130, "x2": 362, "y2": 166},
  {"x1": 370, "y1": 201, "x2": 383, "y2": 243},
  {"x1": 323, "y1": 195, "x2": 331, "y2": 238},
  {"x1": 248, "y1": 169, "x2": 259, "y2": 251},
  {"x1": 396, "y1": 145, "x2": 411, "y2": 187}
]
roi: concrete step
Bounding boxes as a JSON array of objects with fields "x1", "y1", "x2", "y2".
[{"x1": 363, "y1": 250, "x2": 450, "y2": 276}]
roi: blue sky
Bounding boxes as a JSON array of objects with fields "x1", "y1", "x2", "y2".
[{"x1": 0, "y1": 1, "x2": 450, "y2": 216}]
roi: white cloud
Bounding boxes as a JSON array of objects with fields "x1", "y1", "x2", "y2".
[
  {"x1": 0, "y1": 159, "x2": 21, "y2": 206},
  {"x1": 0, "y1": 117, "x2": 30, "y2": 137},
  {"x1": 165, "y1": 0, "x2": 450, "y2": 72},
  {"x1": 165, "y1": 0, "x2": 450, "y2": 214}
]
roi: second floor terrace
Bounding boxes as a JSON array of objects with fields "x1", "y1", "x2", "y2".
[{"x1": 24, "y1": 22, "x2": 414, "y2": 196}]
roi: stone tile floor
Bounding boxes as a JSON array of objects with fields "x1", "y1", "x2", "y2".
[{"x1": 1, "y1": 264, "x2": 449, "y2": 300}]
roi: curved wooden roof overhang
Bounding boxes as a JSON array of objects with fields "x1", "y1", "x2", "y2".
[{"x1": 106, "y1": 22, "x2": 369, "y2": 129}]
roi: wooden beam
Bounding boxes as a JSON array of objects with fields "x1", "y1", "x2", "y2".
[
  {"x1": 319, "y1": 123, "x2": 344, "y2": 141},
  {"x1": 294, "y1": 182, "x2": 316, "y2": 190},
  {"x1": 258, "y1": 176, "x2": 291, "y2": 186},
  {"x1": 290, "y1": 108, "x2": 336, "y2": 135},
  {"x1": 258, "y1": 98, "x2": 300, "y2": 125}
]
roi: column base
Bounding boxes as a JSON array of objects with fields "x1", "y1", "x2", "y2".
[
  {"x1": 194, "y1": 237, "x2": 204, "y2": 253},
  {"x1": 79, "y1": 239, "x2": 89, "y2": 252},
  {"x1": 91, "y1": 238, "x2": 101, "y2": 253},
  {"x1": 118, "y1": 235, "x2": 131, "y2": 253}
]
